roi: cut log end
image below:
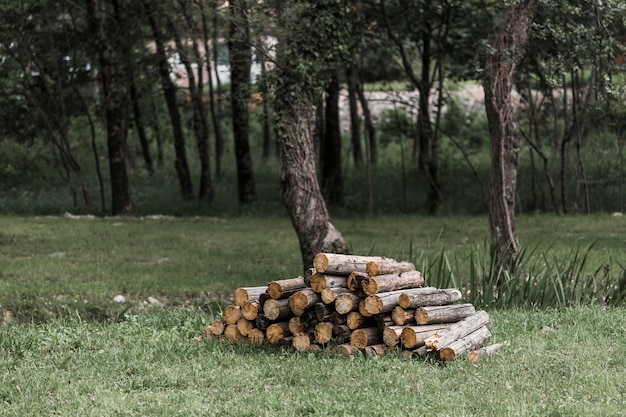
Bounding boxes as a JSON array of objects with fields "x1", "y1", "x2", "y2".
[{"x1": 313, "y1": 253, "x2": 329, "y2": 273}]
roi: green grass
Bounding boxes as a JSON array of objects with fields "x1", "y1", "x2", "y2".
[
  {"x1": 1, "y1": 307, "x2": 625, "y2": 416},
  {"x1": 1, "y1": 214, "x2": 625, "y2": 322}
]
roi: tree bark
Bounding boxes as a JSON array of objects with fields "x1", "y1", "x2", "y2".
[
  {"x1": 143, "y1": 0, "x2": 193, "y2": 199},
  {"x1": 346, "y1": 65, "x2": 364, "y2": 167},
  {"x1": 483, "y1": 0, "x2": 536, "y2": 267},
  {"x1": 229, "y1": 0, "x2": 257, "y2": 205},
  {"x1": 321, "y1": 71, "x2": 343, "y2": 205},
  {"x1": 87, "y1": 0, "x2": 132, "y2": 215}
]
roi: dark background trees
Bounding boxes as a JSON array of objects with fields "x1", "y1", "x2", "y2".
[{"x1": 1, "y1": 0, "x2": 625, "y2": 268}]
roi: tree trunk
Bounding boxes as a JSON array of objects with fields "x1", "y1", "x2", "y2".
[
  {"x1": 483, "y1": 0, "x2": 536, "y2": 267},
  {"x1": 143, "y1": 0, "x2": 194, "y2": 199},
  {"x1": 346, "y1": 65, "x2": 364, "y2": 167},
  {"x1": 229, "y1": 0, "x2": 257, "y2": 205},
  {"x1": 322, "y1": 71, "x2": 344, "y2": 205},
  {"x1": 87, "y1": 0, "x2": 132, "y2": 215}
]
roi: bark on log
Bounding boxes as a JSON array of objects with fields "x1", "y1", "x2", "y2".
[
  {"x1": 236, "y1": 318, "x2": 254, "y2": 337},
  {"x1": 400, "y1": 324, "x2": 452, "y2": 349},
  {"x1": 364, "y1": 344, "x2": 388, "y2": 356},
  {"x1": 361, "y1": 270, "x2": 424, "y2": 295},
  {"x1": 266, "y1": 321, "x2": 291, "y2": 344},
  {"x1": 382, "y1": 325, "x2": 406, "y2": 348},
  {"x1": 222, "y1": 305, "x2": 242, "y2": 325},
  {"x1": 332, "y1": 324, "x2": 352, "y2": 344},
  {"x1": 424, "y1": 310, "x2": 490, "y2": 351},
  {"x1": 263, "y1": 298, "x2": 292, "y2": 321},
  {"x1": 347, "y1": 271, "x2": 368, "y2": 292},
  {"x1": 233, "y1": 286, "x2": 267, "y2": 306},
  {"x1": 310, "y1": 273, "x2": 348, "y2": 293},
  {"x1": 313, "y1": 253, "x2": 377, "y2": 274},
  {"x1": 439, "y1": 326, "x2": 492, "y2": 361},
  {"x1": 329, "y1": 311, "x2": 347, "y2": 326},
  {"x1": 365, "y1": 258, "x2": 415, "y2": 277},
  {"x1": 223, "y1": 324, "x2": 241, "y2": 342},
  {"x1": 391, "y1": 306, "x2": 416, "y2": 326},
  {"x1": 350, "y1": 327, "x2": 383, "y2": 349},
  {"x1": 337, "y1": 343, "x2": 357, "y2": 357},
  {"x1": 241, "y1": 300, "x2": 260, "y2": 321},
  {"x1": 288, "y1": 288, "x2": 321, "y2": 316},
  {"x1": 200, "y1": 325, "x2": 213, "y2": 339},
  {"x1": 267, "y1": 276, "x2": 306, "y2": 299},
  {"x1": 416, "y1": 303, "x2": 476, "y2": 325},
  {"x1": 255, "y1": 314, "x2": 274, "y2": 331},
  {"x1": 315, "y1": 302, "x2": 335, "y2": 322},
  {"x1": 210, "y1": 319, "x2": 226, "y2": 336},
  {"x1": 468, "y1": 342, "x2": 506, "y2": 362},
  {"x1": 248, "y1": 328, "x2": 265, "y2": 344},
  {"x1": 314, "y1": 322, "x2": 334, "y2": 344},
  {"x1": 304, "y1": 267, "x2": 316, "y2": 287},
  {"x1": 398, "y1": 288, "x2": 462, "y2": 309},
  {"x1": 321, "y1": 287, "x2": 351, "y2": 304},
  {"x1": 359, "y1": 288, "x2": 414, "y2": 317},
  {"x1": 334, "y1": 292, "x2": 362, "y2": 314}
]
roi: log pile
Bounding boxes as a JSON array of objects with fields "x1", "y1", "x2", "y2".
[{"x1": 198, "y1": 253, "x2": 502, "y2": 362}]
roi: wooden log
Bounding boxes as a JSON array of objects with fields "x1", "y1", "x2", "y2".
[
  {"x1": 223, "y1": 324, "x2": 241, "y2": 342},
  {"x1": 346, "y1": 311, "x2": 366, "y2": 330},
  {"x1": 468, "y1": 342, "x2": 507, "y2": 362},
  {"x1": 424, "y1": 310, "x2": 490, "y2": 351},
  {"x1": 288, "y1": 316, "x2": 305, "y2": 336},
  {"x1": 347, "y1": 271, "x2": 368, "y2": 292},
  {"x1": 416, "y1": 303, "x2": 476, "y2": 325},
  {"x1": 337, "y1": 343, "x2": 357, "y2": 357},
  {"x1": 266, "y1": 321, "x2": 291, "y2": 344},
  {"x1": 222, "y1": 305, "x2": 242, "y2": 325},
  {"x1": 320, "y1": 287, "x2": 351, "y2": 304},
  {"x1": 364, "y1": 344, "x2": 388, "y2": 357},
  {"x1": 400, "y1": 324, "x2": 452, "y2": 349},
  {"x1": 293, "y1": 333, "x2": 313, "y2": 351},
  {"x1": 277, "y1": 336, "x2": 294, "y2": 348},
  {"x1": 303, "y1": 267, "x2": 316, "y2": 287},
  {"x1": 374, "y1": 314, "x2": 394, "y2": 331},
  {"x1": 299, "y1": 310, "x2": 319, "y2": 329},
  {"x1": 350, "y1": 327, "x2": 383, "y2": 349},
  {"x1": 233, "y1": 286, "x2": 267, "y2": 306},
  {"x1": 255, "y1": 314, "x2": 274, "y2": 331},
  {"x1": 241, "y1": 300, "x2": 260, "y2": 321},
  {"x1": 359, "y1": 289, "x2": 416, "y2": 317},
  {"x1": 332, "y1": 324, "x2": 352, "y2": 344},
  {"x1": 313, "y1": 253, "x2": 378, "y2": 275},
  {"x1": 334, "y1": 292, "x2": 362, "y2": 315},
  {"x1": 314, "y1": 322, "x2": 334, "y2": 344},
  {"x1": 365, "y1": 258, "x2": 415, "y2": 277},
  {"x1": 200, "y1": 325, "x2": 213, "y2": 339},
  {"x1": 391, "y1": 306, "x2": 416, "y2": 326},
  {"x1": 439, "y1": 326, "x2": 492, "y2": 362},
  {"x1": 210, "y1": 319, "x2": 226, "y2": 336},
  {"x1": 329, "y1": 311, "x2": 347, "y2": 326},
  {"x1": 248, "y1": 328, "x2": 265, "y2": 344},
  {"x1": 310, "y1": 273, "x2": 348, "y2": 293},
  {"x1": 314, "y1": 302, "x2": 334, "y2": 322},
  {"x1": 382, "y1": 325, "x2": 405, "y2": 348},
  {"x1": 236, "y1": 318, "x2": 254, "y2": 337},
  {"x1": 361, "y1": 270, "x2": 424, "y2": 295},
  {"x1": 398, "y1": 288, "x2": 462, "y2": 309},
  {"x1": 263, "y1": 298, "x2": 292, "y2": 321},
  {"x1": 406, "y1": 345, "x2": 429, "y2": 359},
  {"x1": 288, "y1": 288, "x2": 321, "y2": 316},
  {"x1": 267, "y1": 276, "x2": 306, "y2": 299}
]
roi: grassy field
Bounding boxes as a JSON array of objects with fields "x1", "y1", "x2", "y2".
[{"x1": 1, "y1": 214, "x2": 625, "y2": 415}]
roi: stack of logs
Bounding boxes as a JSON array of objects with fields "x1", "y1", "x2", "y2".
[{"x1": 200, "y1": 253, "x2": 500, "y2": 362}]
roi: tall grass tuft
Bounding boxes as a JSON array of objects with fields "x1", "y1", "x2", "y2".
[{"x1": 414, "y1": 241, "x2": 626, "y2": 309}]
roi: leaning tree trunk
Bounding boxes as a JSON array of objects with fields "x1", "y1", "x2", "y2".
[
  {"x1": 483, "y1": 0, "x2": 536, "y2": 268},
  {"x1": 275, "y1": 101, "x2": 349, "y2": 270},
  {"x1": 87, "y1": 0, "x2": 132, "y2": 215}
]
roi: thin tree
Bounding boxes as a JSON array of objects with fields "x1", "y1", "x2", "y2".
[
  {"x1": 86, "y1": 0, "x2": 132, "y2": 215},
  {"x1": 321, "y1": 71, "x2": 343, "y2": 205},
  {"x1": 229, "y1": 0, "x2": 257, "y2": 204}
]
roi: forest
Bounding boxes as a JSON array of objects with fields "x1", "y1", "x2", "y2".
[{"x1": 1, "y1": 0, "x2": 625, "y2": 267}]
